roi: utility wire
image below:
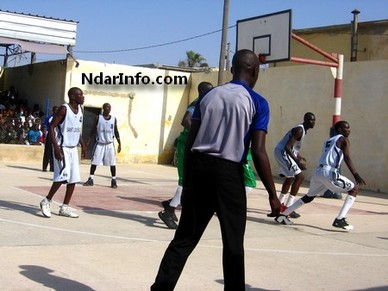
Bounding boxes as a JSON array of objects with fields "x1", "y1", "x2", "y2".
[{"x1": 74, "y1": 25, "x2": 236, "y2": 54}]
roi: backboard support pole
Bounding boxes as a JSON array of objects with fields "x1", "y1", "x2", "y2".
[{"x1": 290, "y1": 33, "x2": 343, "y2": 126}]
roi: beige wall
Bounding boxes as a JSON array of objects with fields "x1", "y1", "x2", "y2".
[
  {"x1": 192, "y1": 60, "x2": 388, "y2": 193},
  {"x1": 1, "y1": 59, "x2": 387, "y2": 193},
  {"x1": 67, "y1": 60, "x2": 192, "y2": 164}
]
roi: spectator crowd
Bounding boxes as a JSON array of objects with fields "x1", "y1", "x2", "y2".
[{"x1": 0, "y1": 86, "x2": 48, "y2": 146}]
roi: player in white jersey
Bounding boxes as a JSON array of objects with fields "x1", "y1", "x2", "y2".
[
  {"x1": 83, "y1": 103, "x2": 121, "y2": 188},
  {"x1": 39, "y1": 87, "x2": 86, "y2": 218},
  {"x1": 271, "y1": 112, "x2": 316, "y2": 218},
  {"x1": 276, "y1": 121, "x2": 366, "y2": 230}
]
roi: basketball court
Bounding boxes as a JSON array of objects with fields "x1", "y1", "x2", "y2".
[{"x1": 0, "y1": 160, "x2": 387, "y2": 290}]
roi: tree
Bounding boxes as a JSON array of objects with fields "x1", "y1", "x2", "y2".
[{"x1": 178, "y1": 50, "x2": 208, "y2": 68}]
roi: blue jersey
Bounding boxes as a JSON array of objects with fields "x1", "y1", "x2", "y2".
[{"x1": 191, "y1": 80, "x2": 270, "y2": 163}]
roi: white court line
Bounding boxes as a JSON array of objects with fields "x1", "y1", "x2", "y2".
[
  {"x1": 197, "y1": 244, "x2": 388, "y2": 257},
  {"x1": 0, "y1": 218, "x2": 158, "y2": 242},
  {"x1": 1, "y1": 217, "x2": 388, "y2": 258}
]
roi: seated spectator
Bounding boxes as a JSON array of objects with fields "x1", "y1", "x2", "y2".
[
  {"x1": 25, "y1": 110, "x2": 35, "y2": 128},
  {"x1": 22, "y1": 121, "x2": 30, "y2": 144},
  {"x1": 27, "y1": 123, "x2": 42, "y2": 145},
  {"x1": 13, "y1": 119, "x2": 25, "y2": 144},
  {"x1": 32, "y1": 104, "x2": 45, "y2": 119},
  {"x1": 0, "y1": 119, "x2": 16, "y2": 144}
]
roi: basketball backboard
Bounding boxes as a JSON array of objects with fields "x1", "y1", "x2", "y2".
[{"x1": 236, "y1": 9, "x2": 292, "y2": 63}]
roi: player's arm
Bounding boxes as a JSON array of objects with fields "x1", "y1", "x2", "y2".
[
  {"x1": 285, "y1": 127, "x2": 306, "y2": 170},
  {"x1": 251, "y1": 130, "x2": 281, "y2": 214},
  {"x1": 49, "y1": 105, "x2": 66, "y2": 160},
  {"x1": 114, "y1": 118, "x2": 121, "y2": 153},
  {"x1": 79, "y1": 135, "x2": 86, "y2": 158},
  {"x1": 338, "y1": 137, "x2": 366, "y2": 185},
  {"x1": 181, "y1": 110, "x2": 193, "y2": 130}
]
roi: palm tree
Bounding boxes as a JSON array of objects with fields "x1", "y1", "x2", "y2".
[{"x1": 178, "y1": 50, "x2": 208, "y2": 68}]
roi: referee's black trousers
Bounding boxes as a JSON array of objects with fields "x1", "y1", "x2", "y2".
[{"x1": 151, "y1": 153, "x2": 247, "y2": 291}]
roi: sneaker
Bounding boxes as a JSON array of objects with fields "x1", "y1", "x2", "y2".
[
  {"x1": 161, "y1": 199, "x2": 178, "y2": 222},
  {"x1": 280, "y1": 204, "x2": 301, "y2": 219},
  {"x1": 161, "y1": 199, "x2": 172, "y2": 210},
  {"x1": 59, "y1": 205, "x2": 79, "y2": 218},
  {"x1": 332, "y1": 217, "x2": 354, "y2": 230},
  {"x1": 111, "y1": 179, "x2": 117, "y2": 188},
  {"x1": 40, "y1": 198, "x2": 51, "y2": 218},
  {"x1": 289, "y1": 211, "x2": 301, "y2": 219},
  {"x1": 158, "y1": 210, "x2": 178, "y2": 229},
  {"x1": 275, "y1": 214, "x2": 294, "y2": 225},
  {"x1": 83, "y1": 178, "x2": 94, "y2": 186}
]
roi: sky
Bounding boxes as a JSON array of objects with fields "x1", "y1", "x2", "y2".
[{"x1": 1, "y1": 0, "x2": 387, "y2": 67}]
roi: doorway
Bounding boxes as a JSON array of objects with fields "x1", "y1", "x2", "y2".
[{"x1": 82, "y1": 106, "x2": 101, "y2": 159}]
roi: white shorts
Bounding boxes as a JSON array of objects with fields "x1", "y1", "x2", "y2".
[
  {"x1": 91, "y1": 142, "x2": 116, "y2": 166},
  {"x1": 306, "y1": 165, "x2": 355, "y2": 197},
  {"x1": 53, "y1": 147, "x2": 81, "y2": 184},
  {"x1": 274, "y1": 148, "x2": 302, "y2": 178}
]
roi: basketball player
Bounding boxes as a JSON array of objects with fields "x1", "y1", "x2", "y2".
[
  {"x1": 83, "y1": 103, "x2": 121, "y2": 188},
  {"x1": 275, "y1": 120, "x2": 366, "y2": 230},
  {"x1": 39, "y1": 87, "x2": 86, "y2": 218},
  {"x1": 270, "y1": 112, "x2": 316, "y2": 218}
]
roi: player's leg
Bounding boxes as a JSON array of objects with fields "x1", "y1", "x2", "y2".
[{"x1": 59, "y1": 147, "x2": 80, "y2": 218}]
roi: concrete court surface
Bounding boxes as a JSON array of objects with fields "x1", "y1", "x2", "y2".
[{"x1": 0, "y1": 160, "x2": 387, "y2": 291}]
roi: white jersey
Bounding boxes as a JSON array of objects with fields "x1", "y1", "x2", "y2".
[
  {"x1": 55, "y1": 103, "x2": 83, "y2": 147},
  {"x1": 95, "y1": 114, "x2": 116, "y2": 144},
  {"x1": 275, "y1": 124, "x2": 305, "y2": 156},
  {"x1": 319, "y1": 134, "x2": 344, "y2": 169}
]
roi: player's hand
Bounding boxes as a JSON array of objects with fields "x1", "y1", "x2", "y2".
[
  {"x1": 267, "y1": 195, "x2": 281, "y2": 217},
  {"x1": 81, "y1": 147, "x2": 86, "y2": 159},
  {"x1": 354, "y1": 173, "x2": 366, "y2": 186},
  {"x1": 117, "y1": 144, "x2": 121, "y2": 153},
  {"x1": 54, "y1": 147, "x2": 64, "y2": 161},
  {"x1": 298, "y1": 157, "x2": 307, "y2": 170}
]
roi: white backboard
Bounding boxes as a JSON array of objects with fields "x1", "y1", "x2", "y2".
[{"x1": 236, "y1": 10, "x2": 292, "y2": 63}]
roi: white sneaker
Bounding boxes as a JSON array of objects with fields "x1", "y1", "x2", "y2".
[
  {"x1": 59, "y1": 205, "x2": 79, "y2": 218},
  {"x1": 275, "y1": 214, "x2": 294, "y2": 225},
  {"x1": 40, "y1": 198, "x2": 51, "y2": 218}
]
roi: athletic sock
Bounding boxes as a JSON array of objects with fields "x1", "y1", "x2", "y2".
[
  {"x1": 112, "y1": 176, "x2": 116, "y2": 180},
  {"x1": 283, "y1": 199, "x2": 304, "y2": 216},
  {"x1": 279, "y1": 193, "x2": 288, "y2": 204},
  {"x1": 337, "y1": 195, "x2": 356, "y2": 219},
  {"x1": 286, "y1": 195, "x2": 296, "y2": 207},
  {"x1": 170, "y1": 186, "x2": 183, "y2": 208},
  {"x1": 90, "y1": 175, "x2": 94, "y2": 179}
]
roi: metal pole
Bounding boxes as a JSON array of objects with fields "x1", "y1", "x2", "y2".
[
  {"x1": 350, "y1": 9, "x2": 360, "y2": 62},
  {"x1": 218, "y1": 0, "x2": 229, "y2": 85},
  {"x1": 225, "y1": 42, "x2": 231, "y2": 71},
  {"x1": 333, "y1": 54, "x2": 344, "y2": 125}
]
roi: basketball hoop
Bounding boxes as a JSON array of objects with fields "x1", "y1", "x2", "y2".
[{"x1": 258, "y1": 54, "x2": 267, "y2": 64}]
